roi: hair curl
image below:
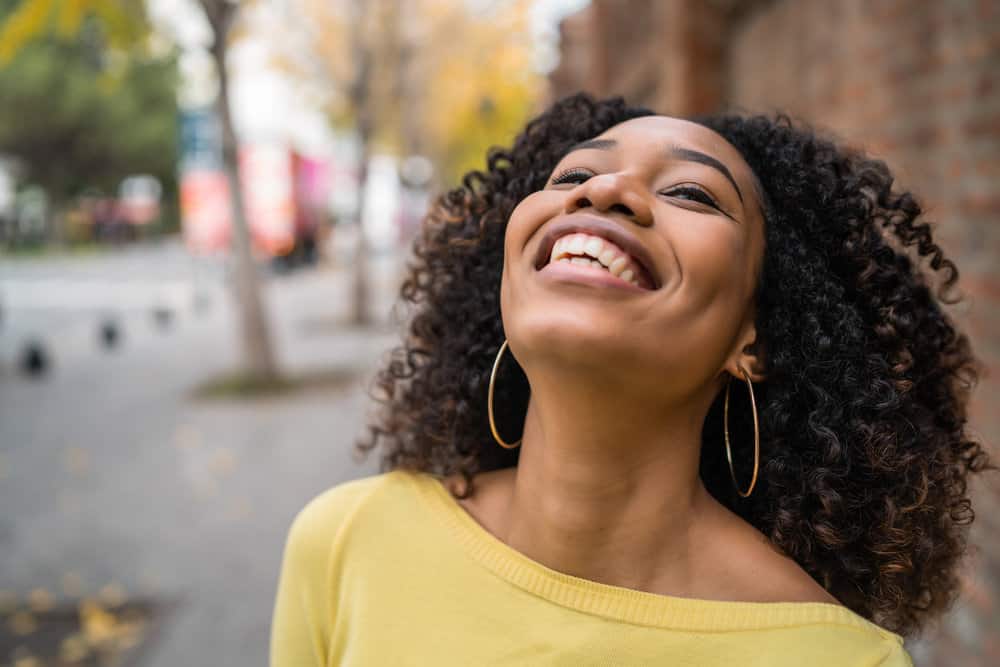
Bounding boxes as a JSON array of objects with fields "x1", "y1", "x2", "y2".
[{"x1": 357, "y1": 93, "x2": 993, "y2": 637}]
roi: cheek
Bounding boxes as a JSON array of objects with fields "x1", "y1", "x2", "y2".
[
  {"x1": 649, "y1": 222, "x2": 756, "y2": 369},
  {"x1": 640, "y1": 222, "x2": 753, "y2": 344},
  {"x1": 500, "y1": 193, "x2": 551, "y2": 327},
  {"x1": 504, "y1": 191, "x2": 561, "y2": 253},
  {"x1": 671, "y1": 221, "x2": 753, "y2": 306},
  {"x1": 501, "y1": 191, "x2": 563, "y2": 287}
]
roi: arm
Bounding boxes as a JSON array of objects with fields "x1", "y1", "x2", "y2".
[
  {"x1": 269, "y1": 504, "x2": 332, "y2": 667},
  {"x1": 269, "y1": 476, "x2": 384, "y2": 666}
]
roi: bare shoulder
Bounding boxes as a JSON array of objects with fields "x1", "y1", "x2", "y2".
[
  {"x1": 752, "y1": 554, "x2": 842, "y2": 605},
  {"x1": 699, "y1": 501, "x2": 842, "y2": 606}
]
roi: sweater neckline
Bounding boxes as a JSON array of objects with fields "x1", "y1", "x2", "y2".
[{"x1": 404, "y1": 470, "x2": 904, "y2": 639}]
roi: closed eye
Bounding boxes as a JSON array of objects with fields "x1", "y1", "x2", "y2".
[
  {"x1": 549, "y1": 172, "x2": 735, "y2": 221},
  {"x1": 549, "y1": 167, "x2": 594, "y2": 186},
  {"x1": 661, "y1": 185, "x2": 721, "y2": 211}
]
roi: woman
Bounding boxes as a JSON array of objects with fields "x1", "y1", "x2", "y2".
[{"x1": 271, "y1": 94, "x2": 991, "y2": 666}]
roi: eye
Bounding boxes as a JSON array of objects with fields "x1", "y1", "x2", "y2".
[
  {"x1": 661, "y1": 185, "x2": 720, "y2": 211},
  {"x1": 549, "y1": 167, "x2": 594, "y2": 186}
]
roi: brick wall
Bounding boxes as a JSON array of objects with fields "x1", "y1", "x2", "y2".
[
  {"x1": 550, "y1": 1, "x2": 1000, "y2": 664},
  {"x1": 549, "y1": 0, "x2": 735, "y2": 114},
  {"x1": 728, "y1": 4, "x2": 1000, "y2": 663}
]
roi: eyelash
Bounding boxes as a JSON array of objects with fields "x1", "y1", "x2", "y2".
[
  {"x1": 549, "y1": 169, "x2": 722, "y2": 211},
  {"x1": 550, "y1": 168, "x2": 593, "y2": 185}
]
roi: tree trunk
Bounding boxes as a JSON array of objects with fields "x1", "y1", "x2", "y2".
[
  {"x1": 207, "y1": 6, "x2": 279, "y2": 383},
  {"x1": 351, "y1": 146, "x2": 371, "y2": 326},
  {"x1": 348, "y1": 0, "x2": 374, "y2": 327}
]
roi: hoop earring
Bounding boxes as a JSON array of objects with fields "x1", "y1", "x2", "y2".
[
  {"x1": 488, "y1": 339, "x2": 521, "y2": 449},
  {"x1": 724, "y1": 367, "x2": 760, "y2": 498}
]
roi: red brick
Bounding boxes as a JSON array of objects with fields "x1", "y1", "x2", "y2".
[
  {"x1": 962, "y1": 115, "x2": 1000, "y2": 143},
  {"x1": 958, "y1": 193, "x2": 1000, "y2": 219}
]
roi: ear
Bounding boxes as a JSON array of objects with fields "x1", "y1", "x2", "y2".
[{"x1": 722, "y1": 319, "x2": 766, "y2": 383}]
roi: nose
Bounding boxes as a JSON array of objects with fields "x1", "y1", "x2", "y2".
[{"x1": 564, "y1": 173, "x2": 653, "y2": 227}]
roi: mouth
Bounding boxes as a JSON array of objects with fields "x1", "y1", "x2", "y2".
[{"x1": 533, "y1": 215, "x2": 661, "y2": 291}]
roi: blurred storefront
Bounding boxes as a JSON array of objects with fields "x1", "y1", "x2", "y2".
[{"x1": 178, "y1": 108, "x2": 333, "y2": 264}]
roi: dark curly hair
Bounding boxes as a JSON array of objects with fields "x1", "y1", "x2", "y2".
[{"x1": 357, "y1": 93, "x2": 993, "y2": 637}]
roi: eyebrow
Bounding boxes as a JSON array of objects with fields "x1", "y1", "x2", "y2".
[
  {"x1": 566, "y1": 139, "x2": 744, "y2": 203},
  {"x1": 569, "y1": 138, "x2": 617, "y2": 152}
]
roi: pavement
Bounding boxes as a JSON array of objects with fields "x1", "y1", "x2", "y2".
[{"x1": 0, "y1": 239, "x2": 402, "y2": 665}]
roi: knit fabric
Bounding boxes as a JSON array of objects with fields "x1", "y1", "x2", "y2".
[{"x1": 270, "y1": 470, "x2": 912, "y2": 666}]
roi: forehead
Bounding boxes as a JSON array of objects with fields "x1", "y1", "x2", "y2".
[{"x1": 594, "y1": 116, "x2": 751, "y2": 177}]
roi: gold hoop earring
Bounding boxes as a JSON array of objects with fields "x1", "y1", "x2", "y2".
[
  {"x1": 488, "y1": 339, "x2": 521, "y2": 449},
  {"x1": 724, "y1": 367, "x2": 760, "y2": 498}
]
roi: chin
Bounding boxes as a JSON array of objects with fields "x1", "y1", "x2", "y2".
[{"x1": 507, "y1": 306, "x2": 635, "y2": 372}]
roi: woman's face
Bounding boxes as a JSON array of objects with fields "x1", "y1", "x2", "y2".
[{"x1": 500, "y1": 115, "x2": 766, "y2": 403}]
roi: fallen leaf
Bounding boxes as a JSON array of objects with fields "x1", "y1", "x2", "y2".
[
  {"x1": 98, "y1": 582, "x2": 127, "y2": 608},
  {"x1": 59, "y1": 632, "x2": 91, "y2": 662},
  {"x1": 13, "y1": 652, "x2": 41, "y2": 667},
  {"x1": 173, "y1": 424, "x2": 202, "y2": 450},
  {"x1": 208, "y1": 447, "x2": 237, "y2": 475},
  {"x1": 79, "y1": 600, "x2": 117, "y2": 644},
  {"x1": 0, "y1": 589, "x2": 17, "y2": 615},
  {"x1": 8, "y1": 610, "x2": 37, "y2": 636},
  {"x1": 27, "y1": 588, "x2": 54, "y2": 613}
]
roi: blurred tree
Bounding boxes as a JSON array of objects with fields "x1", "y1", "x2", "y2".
[
  {"x1": 274, "y1": 0, "x2": 397, "y2": 326},
  {"x1": 408, "y1": 0, "x2": 540, "y2": 185},
  {"x1": 0, "y1": 0, "x2": 147, "y2": 64},
  {"x1": 275, "y1": 0, "x2": 540, "y2": 324},
  {"x1": 0, "y1": 0, "x2": 177, "y2": 215},
  {"x1": 197, "y1": 0, "x2": 279, "y2": 385},
  {"x1": 0, "y1": 0, "x2": 279, "y2": 387}
]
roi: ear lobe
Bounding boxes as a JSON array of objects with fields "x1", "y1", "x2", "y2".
[
  {"x1": 732, "y1": 357, "x2": 766, "y2": 384},
  {"x1": 726, "y1": 325, "x2": 766, "y2": 383}
]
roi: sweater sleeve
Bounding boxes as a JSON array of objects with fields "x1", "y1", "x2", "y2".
[{"x1": 269, "y1": 477, "x2": 380, "y2": 667}]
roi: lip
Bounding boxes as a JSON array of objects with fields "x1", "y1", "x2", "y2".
[
  {"x1": 538, "y1": 260, "x2": 648, "y2": 293},
  {"x1": 532, "y1": 214, "x2": 662, "y2": 290}
]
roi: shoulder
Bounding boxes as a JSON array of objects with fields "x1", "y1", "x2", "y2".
[
  {"x1": 698, "y1": 506, "x2": 913, "y2": 662},
  {"x1": 697, "y1": 497, "x2": 840, "y2": 605},
  {"x1": 795, "y1": 620, "x2": 911, "y2": 666},
  {"x1": 749, "y1": 551, "x2": 842, "y2": 605},
  {"x1": 282, "y1": 471, "x2": 414, "y2": 563},
  {"x1": 768, "y1": 620, "x2": 911, "y2": 666},
  {"x1": 875, "y1": 640, "x2": 913, "y2": 667}
]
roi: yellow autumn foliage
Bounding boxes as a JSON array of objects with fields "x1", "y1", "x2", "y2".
[
  {"x1": 279, "y1": 0, "x2": 543, "y2": 186},
  {"x1": 421, "y1": 1, "x2": 541, "y2": 183},
  {"x1": 0, "y1": 0, "x2": 147, "y2": 65}
]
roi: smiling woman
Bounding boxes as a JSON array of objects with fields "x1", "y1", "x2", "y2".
[{"x1": 270, "y1": 94, "x2": 991, "y2": 666}]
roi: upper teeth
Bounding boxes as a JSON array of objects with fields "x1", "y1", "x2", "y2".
[{"x1": 549, "y1": 232, "x2": 644, "y2": 287}]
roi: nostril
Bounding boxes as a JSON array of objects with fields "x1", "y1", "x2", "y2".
[
  {"x1": 573, "y1": 197, "x2": 593, "y2": 209},
  {"x1": 610, "y1": 203, "x2": 634, "y2": 216}
]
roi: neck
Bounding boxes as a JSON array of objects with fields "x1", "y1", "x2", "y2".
[{"x1": 497, "y1": 367, "x2": 723, "y2": 596}]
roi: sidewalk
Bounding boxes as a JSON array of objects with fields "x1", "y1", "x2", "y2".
[{"x1": 0, "y1": 251, "x2": 402, "y2": 665}]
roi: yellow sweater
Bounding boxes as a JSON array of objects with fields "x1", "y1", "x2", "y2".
[{"x1": 270, "y1": 471, "x2": 912, "y2": 666}]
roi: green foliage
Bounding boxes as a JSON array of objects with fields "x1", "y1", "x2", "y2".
[
  {"x1": 0, "y1": 0, "x2": 148, "y2": 64},
  {"x1": 0, "y1": 24, "x2": 179, "y2": 204}
]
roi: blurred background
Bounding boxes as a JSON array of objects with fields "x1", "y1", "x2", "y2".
[{"x1": 0, "y1": 1, "x2": 996, "y2": 665}]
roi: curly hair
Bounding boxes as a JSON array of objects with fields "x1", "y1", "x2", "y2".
[{"x1": 357, "y1": 93, "x2": 993, "y2": 637}]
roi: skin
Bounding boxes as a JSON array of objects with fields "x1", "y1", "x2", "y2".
[{"x1": 446, "y1": 116, "x2": 840, "y2": 605}]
